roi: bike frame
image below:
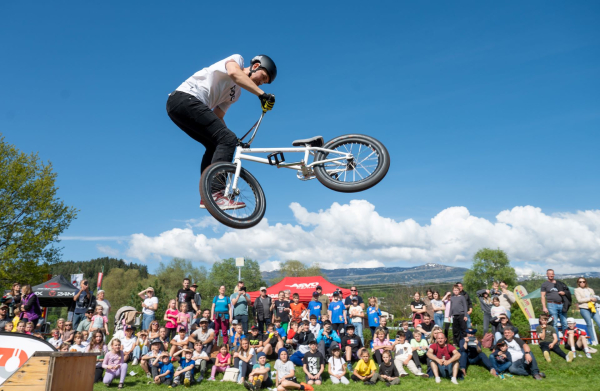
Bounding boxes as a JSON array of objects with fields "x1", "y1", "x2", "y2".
[{"x1": 227, "y1": 111, "x2": 354, "y2": 196}]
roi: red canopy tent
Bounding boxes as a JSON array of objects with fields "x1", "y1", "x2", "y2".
[{"x1": 248, "y1": 276, "x2": 352, "y2": 304}]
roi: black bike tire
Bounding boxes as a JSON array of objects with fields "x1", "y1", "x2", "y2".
[
  {"x1": 199, "y1": 162, "x2": 266, "y2": 229},
  {"x1": 313, "y1": 134, "x2": 390, "y2": 193}
]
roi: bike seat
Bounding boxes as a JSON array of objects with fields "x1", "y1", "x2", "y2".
[{"x1": 292, "y1": 136, "x2": 324, "y2": 147}]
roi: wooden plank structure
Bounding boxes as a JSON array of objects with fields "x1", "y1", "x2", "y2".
[{"x1": 0, "y1": 352, "x2": 97, "y2": 391}]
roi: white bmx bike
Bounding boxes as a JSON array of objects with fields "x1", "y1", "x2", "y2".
[{"x1": 199, "y1": 108, "x2": 390, "y2": 229}]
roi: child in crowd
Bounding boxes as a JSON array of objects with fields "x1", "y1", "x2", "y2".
[
  {"x1": 411, "y1": 331, "x2": 429, "y2": 370},
  {"x1": 274, "y1": 348, "x2": 312, "y2": 391},
  {"x1": 102, "y1": 339, "x2": 128, "y2": 388},
  {"x1": 48, "y1": 329, "x2": 63, "y2": 348},
  {"x1": 81, "y1": 330, "x2": 90, "y2": 346},
  {"x1": 442, "y1": 291, "x2": 452, "y2": 338},
  {"x1": 489, "y1": 341, "x2": 513, "y2": 379},
  {"x1": 86, "y1": 331, "x2": 108, "y2": 383},
  {"x1": 177, "y1": 303, "x2": 191, "y2": 335},
  {"x1": 536, "y1": 314, "x2": 573, "y2": 362},
  {"x1": 340, "y1": 324, "x2": 362, "y2": 372},
  {"x1": 191, "y1": 340, "x2": 210, "y2": 381},
  {"x1": 309, "y1": 315, "x2": 321, "y2": 338},
  {"x1": 378, "y1": 351, "x2": 400, "y2": 386},
  {"x1": 70, "y1": 332, "x2": 87, "y2": 352},
  {"x1": 302, "y1": 340, "x2": 324, "y2": 386},
  {"x1": 274, "y1": 291, "x2": 291, "y2": 332},
  {"x1": 172, "y1": 349, "x2": 195, "y2": 387},
  {"x1": 4, "y1": 323, "x2": 13, "y2": 332},
  {"x1": 62, "y1": 321, "x2": 75, "y2": 343},
  {"x1": 290, "y1": 293, "x2": 307, "y2": 324},
  {"x1": 90, "y1": 305, "x2": 110, "y2": 336},
  {"x1": 307, "y1": 293, "x2": 322, "y2": 323},
  {"x1": 400, "y1": 321, "x2": 413, "y2": 342},
  {"x1": 15, "y1": 321, "x2": 26, "y2": 333},
  {"x1": 262, "y1": 324, "x2": 284, "y2": 358},
  {"x1": 56, "y1": 317, "x2": 65, "y2": 338},
  {"x1": 120, "y1": 325, "x2": 139, "y2": 364},
  {"x1": 24, "y1": 321, "x2": 34, "y2": 335},
  {"x1": 286, "y1": 321, "x2": 298, "y2": 349},
  {"x1": 234, "y1": 338, "x2": 256, "y2": 384},
  {"x1": 246, "y1": 351, "x2": 273, "y2": 389},
  {"x1": 12, "y1": 308, "x2": 21, "y2": 332},
  {"x1": 348, "y1": 297, "x2": 365, "y2": 344},
  {"x1": 327, "y1": 345, "x2": 349, "y2": 384},
  {"x1": 380, "y1": 317, "x2": 389, "y2": 337},
  {"x1": 164, "y1": 299, "x2": 179, "y2": 341},
  {"x1": 320, "y1": 313, "x2": 329, "y2": 324},
  {"x1": 169, "y1": 326, "x2": 189, "y2": 359},
  {"x1": 59, "y1": 343, "x2": 71, "y2": 352},
  {"x1": 352, "y1": 348, "x2": 378, "y2": 385},
  {"x1": 230, "y1": 322, "x2": 246, "y2": 351},
  {"x1": 372, "y1": 327, "x2": 392, "y2": 365},
  {"x1": 208, "y1": 345, "x2": 231, "y2": 381},
  {"x1": 141, "y1": 338, "x2": 163, "y2": 381},
  {"x1": 136, "y1": 330, "x2": 149, "y2": 356},
  {"x1": 274, "y1": 318, "x2": 287, "y2": 340},
  {"x1": 450, "y1": 285, "x2": 468, "y2": 346},
  {"x1": 563, "y1": 317, "x2": 593, "y2": 359},
  {"x1": 152, "y1": 352, "x2": 174, "y2": 386},
  {"x1": 249, "y1": 326, "x2": 264, "y2": 352},
  {"x1": 393, "y1": 331, "x2": 427, "y2": 377}
]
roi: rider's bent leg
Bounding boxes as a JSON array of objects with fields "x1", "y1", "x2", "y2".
[{"x1": 166, "y1": 91, "x2": 237, "y2": 194}]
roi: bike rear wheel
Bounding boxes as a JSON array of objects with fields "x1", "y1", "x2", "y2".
[
  {"x1": 199, "y1": 162, "x2": 266, "y2": 229},
  {"x1": 313, "y1": 134, "x2": 390, "y2": 193}
]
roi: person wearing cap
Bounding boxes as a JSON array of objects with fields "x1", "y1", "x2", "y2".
[
  {"x1": 315, "y1": 286, "x2": 329, "y2": 318},
  {"x1": 189, "y1": 283, "x2": 202, "y2": 315},
  {"x1": 489, "y1": 340, "x2": 513, "y2": 379},
  {"x1": 563, "y1": 317, "x2": 593, "y2": 359},
  {"x1": 307, "y1": 292, "x2": 322, "y2": 323},
  {"x1": 327, "y1": 292, "x2": 346, "y2": 336},
  {"x1": 96, "y1": 289, "x2": 111, "y2": 317},
  {"x1": 120, "y1": 325, "x2": 140, "y2": 365},
  {"x1": 253, "y1": 286, "x2": 273, "y2": 333},
  {"x1": 458, "y1": 328, "x2": 495, "y2": 377},
  {"x1": 497, "y1": 327, "x2": 545, "y2": 380},
  {"x1": 189, "y1": 318, "x2": 215, "y2": 355},
  {"x1": 0, "y1": 304, "x2": 12, "y2": 330},
  {"x1": 245, "y1": 351, "x2": 274, "y2": 390},
  {"x1": 141, "y1": 338, "x2": 163, "y2": 380},
  {"x1": 169, "y1": 326, "x2": 190, "y2": 359},
  {"x1": 75, "y1": 307, "x2": 94, "y2": 332},
  {"x1": 138, "y1": 287, "x2": 159, "y2": 331},
  {"x1": 347, "y1": 297, "x2": 365, "y2": 345},
  {"x1": 232, "y1": 285, "x2": 251, "y2": 334},
  {"x1": 536, "y1": 314, "x2": 573, "y2": 363}
]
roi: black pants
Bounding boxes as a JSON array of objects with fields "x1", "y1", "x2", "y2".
[
  {"x1": 257, "y1": 318, "x2": 271, "y2": 333},
  {"x1": 373, "y1": 350, "x2": 386, "y2": 366},
  {"x1": 165, "y1": 327, "x2": 177, "y2": 341},
  {"x1": 412, "y1": 350, "x2": 429, "y2": 368},
  {"x1": 539, "y1": 342, "x2": 567, "y2": 359},
  {"x1": 94, "y1": 367, "x2": 104, "y2": 383},
  {"x1": 331, "y1": 323, "x2": 344, "y2": 336},
  {"x1": 166, "y1": 91, "x2": 238, "y2": 192},
  {"x1": 452, "y1": 315, "x2": 467, "y2": 347}
]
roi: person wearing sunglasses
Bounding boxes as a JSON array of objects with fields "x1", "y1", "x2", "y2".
[{"x1": 574, "y1": 278, "x2": 600, "y2": 345}]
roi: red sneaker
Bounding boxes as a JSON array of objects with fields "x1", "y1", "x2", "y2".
[
  {"x1": 199, "y1": 192, "x2": 225, "y2": 209},
  {"x1": 214, "y1": 193, "x2": 246, "y2": 210}
]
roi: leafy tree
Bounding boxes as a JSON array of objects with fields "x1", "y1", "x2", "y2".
[
  {"x1": 51, "y1": 257, "x2": 149, "y2": 290},
  {"x1": 155, "y1": 258, "x2": 209, "y2": 300},
  {"x1": 270, "y1": 260, "x2": 323, "y2": 284},
  {"x1": 101, "y1": 268, "x2": 142, "y2": 323},
  {"x1": 0, "y1": 136, "x2": 78, "y2": 286},
  {"x1": 208, "y1": 258, "x2": 265, "y2": 296},
  {"x1": 463, "y1": 248, "x2": 517, "y2": 292}
]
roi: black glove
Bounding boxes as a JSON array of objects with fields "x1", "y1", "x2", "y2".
[{"x1": 259, "y1": 93, "x2": 275, "y2": 112}]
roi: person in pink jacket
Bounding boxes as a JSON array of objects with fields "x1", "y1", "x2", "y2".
[{"x1": 103, "y1": 339, "x2": 128, "y2": 389}]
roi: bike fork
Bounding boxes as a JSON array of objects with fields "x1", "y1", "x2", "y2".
[{"x1": 224, "y1": 156, "x2": 243, "y2": 197}]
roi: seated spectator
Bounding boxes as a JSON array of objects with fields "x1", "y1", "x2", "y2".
[
  {"x1": 62, "y1": 321, "x2": 75, "y2": 343},
  {"x1": 411, "y1": 292, "x2": 427, "y2": 328},
  {"x1": 15, "y1": 320, "x2": 26, "y2": 334},
  {"x1": 340, "y1": 324, "x2": 363, "y2": 371},
  {"x1": 4, "y1": 322, "x2": 13, "y2": 332},
  {"x1": 70, "y1": 332, "x2": 87, "y2": 352},
  {"x1": 327, "y1": 345, "x2": 349, "y2": 385},
  {"x1": 148, "y1": 320, "x2": 161, "y2": 340},
  {"x1": 59, "y1": 342, "x2": 71, "y2": 352},
  {"x1": 285, "y1": 321, "x2": 299, "y2": 349},
  {"x1": 428, "y1": 326, "x2": 443, "y2": 345},
  {"x1": 208, "y1": 345, "x2": 230, "y2": 381},
  {"x1": 392, "y1": 331, "x2": 428, "y2": 377},
  {"x1": 158, "y1": 327, "x2": 170, "y2": 352},
  {"x1": 47, "y1": 329, "x2": 63, "y2": 348},
  {"x1": 191, "y1": 340, "x2": 210, "y2": 382},
  {"x1": 372, "y1": 327, "x2": 392, "y2": 366},
  {"x1": 86, "y1": 331, "x2": 107, "y2": 383},
  {"x1": 290, "y1": 293, "x2": 307, "y2": 324},
  {"x1": 262, "y1": 323, "x2": 284, "y2": 359},
  {"x1": 169, "y1": 326, "x2": 189, "y2": 359},
  {"x1": 416, "y1": 314, "x2": 435, "y2": 339},
  {"x1": 351, "y1": 348, "x2": 378, "y2": 385},
  {"x1": 290, "y1": 321, "x2": 316, "y2": 366},
  {"x1": 489, "y1": 341, "x2": 513, "y2": 379},
  {"x1": 230, "y1": 321, "x2": 246, "y2": 352},
  {"x1": 426, "y1": 332, "x2": 460, "y2": 384},
  {"x1": 248, "y1": 325, "x2": 264, "y2": 352},
  {"x1": 309, "y1": 315, "x2": 321, "y2": 338},
  {"x1": 316, "y1": 321, "x2": 341, "y2": 360},
  {"x1": 274, "y1": 348, "x2": 312, "y2": 391},
  {"x1": 141, "y1": 338, "x2": 163, "y2": 381},
  {"x1": 119, "y1": 325, "x2": 140, "y2": 365},
  {"x1": 494, "y1": 315, "x2": 519, "y2": 343},
  {"x1": 151, "y1": 352, "x2": 174, "y2": 386},
  {"x1": 411, "y1": 331, "x2": 429, "y2": 369},
  {"x1": 234, "y1": 338, "x2": 256, "y2": 384},
  {"x1": 102, "y1": 339, "x2": 128, "y2": 388},
  {"x1": 246, "y1": 351, "x2": 274, "y2": 389},
  {"x1": 377, "y1": 351, "x2": 400, "y2": 386},
  {"x1": 458, "y1": 328, "x2": 494, "y2": 377},
  {"x1": 273, "y1": 318, "x2": 287, "y2": 340},
  {"x1": 536, "y1": 314, "x2": 573, "y2": 362},
  {"x1": 563, "y1": 317, "x2": 592, "y2": 359},
  {"x1": 497, "y1": 327, "x2": 545, "y2": 380},
  {"x1": 400, "y1": 321, "x2": 413, "y2": 342},
  {"x1": 77, "y1": 309, "x2": 94, "y2": 332},
  {"x1": 172, "y1": 349, "x2": 195, "y2": 387},
  {"x1": 188, "y1": 318, "x2": 215, "y2": 355},
  {"x1": 81, "y1": 330, "x2": 90, "y2": 346},
  {"x1": 302, "y1": 340, "x2": 324, "y2": 386}
]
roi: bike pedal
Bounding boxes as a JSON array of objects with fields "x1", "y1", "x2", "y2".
[{"x1": 267, "y1": 152, "x2": 285, "y2": 166}]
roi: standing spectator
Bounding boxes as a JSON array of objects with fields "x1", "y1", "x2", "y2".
[
  {"x1": 344, "y1": 287, "x2": 365, "y2": 329},
  {"x1": 19, "y1": 284, "x2": 42, "y2": 328},
  {"x1": 498, "y1": 281, "x2": 516, "y2": 318},
  {"x1": 410, "y1": 292, "x2": 427, "y2": 327},
  {"x1": 177, "y1": 278, "x2": 195, "y2": 320},
  {"x1": 541, "y1": 269, "x2": 569, "y2": 332},
  {"x1": 497, "y1": 327, "x2": 545, "y2": 380},
  {"x1": 563, "y1": 317, "x2": 592, "y2": 359},
  {"x1": 476, "y1": 289, "x2": 493, "y2": 335},
  {"x1": 211, "y1": 285, "x2": 232, "y2": 346},
  {"x1": 96, "y1": 290, "x2": 111, "y2": 318},
  {"x1": 0, "y1": 304, "x2": 11, "y2": 330},
  {"x1": 347, "y1": 297, "x2": 365, "y2": 345},
  {"x1": 190, "y1": 283, "x2": 202, "y2": 315},
  {"x1": 1, "y1": 283, "x2": 21, "y2": 319},
  {"x1": 367, "y1": 297, "x2": 382, "y2": 340},
  {"x1": 574, "y1": 277, "x2": 600, "y2": 345},
  {"x1": 328, "y1": 292, "x2": 346, "y2": 336},
  {"x1": 536, "y1": 314, "x2": 573, "y2": 362},
  {"x1": 442, "y1": 291, "x2": 452, "y2": 338},
  {"x1": 273, "y1": 291, "x2": 291, "y2": 332},
  {"x1": 290, "y1": 293, "x2": 307, "y2": 324},
  {"x1": 422, "y1": 289, "x2": 435, "y2": 320},
  {"x1": 457, "y1": 282, "x2": 473, "y2": 328},
  {"x1": 307, "y1": 292, "x2": 322, "y2": 323},
  {"x1": 431, "y1": 291, "x2": 445, "y2": 328},
  {"x1": 450, "y1": 285, "x2": 468, "y2": 347},
  {"x1": 234, "y1": 280, "x2": 245, "y2": 293},
  {"x1": 163, "y1": 299, "x2": 179, "y2": 341},
  {"x1": 138, "y1": 287, "x2": 158, "y2": 331},
  {"x1": 253, "y1": 287, "x2": 273, "y2": 333},
  {"x1": 426, "y1": 332, "x2": 460, "y2": 384},
  {"x1": 315, "y1": 285, "x2": 329, "y2": 318},
  {"x1": 72, "y1": 279, "x2": 96, "y2": 330},
  {"x1": 231, "y1": 286, "x2": 251, "y2": 334}
]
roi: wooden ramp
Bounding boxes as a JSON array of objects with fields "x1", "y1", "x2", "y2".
[{"x1": 1, "y1": 352, "x2": 97, "y2": 391}]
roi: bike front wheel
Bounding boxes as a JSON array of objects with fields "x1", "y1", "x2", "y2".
[
  {"x1": 314, "y1": 134, "x2": 390, "y2": 193},
  {"x1": 199, "y1": 162, "x2": 266, "y2": 229}
]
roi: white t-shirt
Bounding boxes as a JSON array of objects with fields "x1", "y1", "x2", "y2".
[
  {"x1": 309, "y1": 323, "x2": 321, "y2": 337},
  {"x1": 70, "y1": 343, "x2": 87, "y2": 353},
  {"x1": 97, "y1": 299, "x2": 111, "y2": 317},
  {"x1": 327, "y1": 356, "x2": 346, "y2": 375},
  {"x1": 238, "y1": 348, "x2": 256, "y2": 366},
  {"x1": 393, "y1": 341, "x2": 413, "y2": 361},
  {"x1": 176, "y1": 54, "x2": 244, "y2": 113},
  {"x1": 349, "y1": 305, "x2": 364, "y2": 323},
  {"x1": 505, "y1": 339, "x2": 523, "y2": 361},
  {"x1": 143, "y1": 296, "x2": 159, "y2": 315},
  {"x1": 120, "y1": 336, "x2": 137, "y2": 352},
  {"x1": 491, "y1": 305, "x2": 507, "y2": 319},
  {"x1": 275, "y1": 359, "x2": 295, "y2": 381}
]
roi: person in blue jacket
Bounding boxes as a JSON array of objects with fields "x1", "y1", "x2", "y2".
[{"x1": 317, "y1": 321, "x2": 341, "y2": 360}]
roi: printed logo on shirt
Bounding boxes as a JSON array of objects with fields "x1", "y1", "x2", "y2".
[{"x1": 229, "y1": 86, "x2": 236, "y2": 101}]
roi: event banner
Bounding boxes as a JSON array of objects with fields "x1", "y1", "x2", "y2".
[
  {"x1": 70, "y1": 273, "x2": 83, "y2": 289},
  {"x1": 528, "y1": 318, "x2": 597, "y2": 345},
  {"x1": 514, "y1": 285, "x2": 535, "y2": 319}
]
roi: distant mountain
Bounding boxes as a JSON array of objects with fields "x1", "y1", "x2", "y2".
[{"x1": 262, "y1": 263, "x2": 468, "y2": 286}]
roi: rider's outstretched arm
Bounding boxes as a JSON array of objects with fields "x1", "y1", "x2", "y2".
[{"x1": 225, "y1": 61, "x2": 265, "y2": 96}]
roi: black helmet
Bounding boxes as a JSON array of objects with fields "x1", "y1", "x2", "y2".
[{"x1": 250, "y1": 55, "x2": 277, "y2": 84}]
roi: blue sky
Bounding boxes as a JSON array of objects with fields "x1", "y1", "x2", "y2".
[{"x1": 2, "y1": 1, "x2": 599, "y2": 275}]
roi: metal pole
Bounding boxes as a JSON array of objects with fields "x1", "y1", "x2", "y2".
[{"x1": 238, "y1": 267, "x2": 241, "y2": 281}]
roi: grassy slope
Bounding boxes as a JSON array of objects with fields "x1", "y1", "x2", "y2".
[{"x1": 94, "y1": 347, "x2": 597, "y2": 391}]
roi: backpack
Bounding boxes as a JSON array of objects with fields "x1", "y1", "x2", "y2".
[
  {"x1": 222, "y1": 368, "x2": 240, "y2": 382},
  {"x1": 481, "y1": 333, "x2": 494, "y2": 349}
]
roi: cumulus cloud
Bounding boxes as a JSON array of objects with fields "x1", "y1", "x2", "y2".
[
  {"x1": 96, "y1": 244, "x2": 120, "y2": 257},
  {"x1": 122, "y1": 200, "x2": 600, "y2": 274}
]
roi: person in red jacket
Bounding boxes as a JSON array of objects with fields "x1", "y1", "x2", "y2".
[{"x1": 563, "y1": 318, "x2": 592, "y2": 359}]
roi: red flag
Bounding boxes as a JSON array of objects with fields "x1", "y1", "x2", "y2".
[{"x1": 97, "y1": 272, "x2": 104, "y2": 289}]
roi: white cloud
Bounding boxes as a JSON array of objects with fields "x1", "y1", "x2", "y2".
[
  {"x1": 122, "y1": 200, "x2": 600, "y2": 274},
  {"x1": 96, "y1": 244, "x2": 120, "y2": 257},
  {"x1": 260, "y1": 261, "x2": 282, "y2": 272}
]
